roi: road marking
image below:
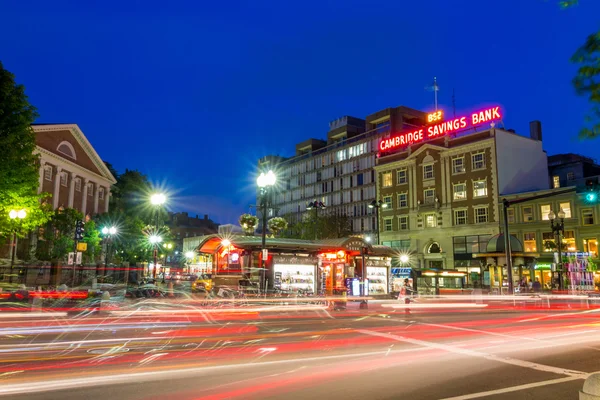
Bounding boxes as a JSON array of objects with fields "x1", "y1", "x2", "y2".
[
  {"x1": 420, "y1": 322, "x2": 546, "y2": 343},
  {"x1": 356, "y1": 329, "x2": 586, "y2": 377},
  {"x1": 519, "y1": 308, "x2": 600, "y2": 322},
  {"x1": 438, "y1": 375, "x2": 587, "y2": 400}
]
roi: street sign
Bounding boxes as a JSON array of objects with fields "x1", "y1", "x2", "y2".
[
  {"x1": 262, "y1": 249, "x2": 268, "y2": 260},
  {"x1": 67, "y1": 252, "x2": 74, "y2": 265},
  {"x1": 76, "y1": 252, "x2": 82, "y2": 265},
  {"x1": 77, "y1": 242, "x2": 87, "y2": 252}
]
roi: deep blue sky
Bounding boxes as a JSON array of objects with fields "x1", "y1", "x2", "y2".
[{"x1": 1, "y1": 0, "x2": 598, "y2": 224}]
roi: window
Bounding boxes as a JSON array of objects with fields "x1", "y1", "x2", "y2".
[
  {"x1": 541, "y1": 204, "x2": 551, "y2": 221},
  {"x1": 397, "y1": 169, "x2": 407, "y2": 184},
  {"x1": 99, "y1": 187, "x2": 105, "y2": 200},
  {"x1": 567, "y1": 172, "x2": 575, "y2": 181},
  {"x1": 75, "y1": 178, "x2": 81, "y2": 192},
  {"x1": 583, "y1": 209, "x2": 595, "y2": 225},
  {"x1": 382, "y1": 172, "x2": 392, "y2": 187},
  {"x1": 383, "y1": 218, "x2": 393, "y2": 232},
  {"x1": 507, "y1": 208, "x2": 515, "y2": 224},
  {"x1": 522, "y1": 206, "x2": 534, "y2": 222},
  {"x1": 559, "y1": 202, "x2": 571, "y2": 218},
  {"x1": 524, "y1": 232, "x2": 537, "y2": 252},
  {"x1": 452, "y1": 157, "x2": 465, "y2": 174},
  {"x1": 43, "y1": 166, "x2": 52, "y2": 181},
  {"x1": 424, "y1": 188, "x2": 436, "y2": 205},
  {"x1": 474, "y1": 207, "x2": 488, "y2": 223},
  {"x1": 583, "y1": 238, "x2": 598, "y2": 258},
  {"x1": 563, "y1": 230, "x2": 576, "y2": 252},
  {"x1": 383, "y1": 196, "x2": 393, "y2": 209},
  {"x1": 425, "y1": 213, "x2": 437, "y2": 228},
  {"x1": 453, "y1": 183, "x2": 466, "y2": 201},
  {"x1": 454, "y1": 209, "x2": 467, "y2": 225},
  {"x1": 423, "y1": 164, "x2": 434, "y2": 180},
  {"x1": 357, "y1": 173, "x2": 363, "y2": 186},
  {"x1": 453, "y1": 235, "x2": 491, "y2": 254},
  {"x1": 383, "y1": 239, "x2": 411, "y2": 250},
  {"x1": 57, "y1": 141, "x2": 76, "y2": 159},
  {"x1": 542, "y1": 232, "x2": 555, "y2": 251},
  {"x1": 60, "y1": 172, "x2": 68, "y2": 187},
  {"x1": 87, "y1": 183, "x2": 93, "y2": 196},
  {"x1": 472, "y1": 152, "x2": 486, "y2": 170},
  {"x1": 398, "y1": 193, "x2": 408, "y2": 208},
  {"x1": 398, "y1": 216, "x2": 409, "y2": 230},
  {"x1": 473, "y1": 180, "x2": 487, "y2": 197},
  {"x1": 553, "y1": 176, "x2": 560, "y2": 188}
]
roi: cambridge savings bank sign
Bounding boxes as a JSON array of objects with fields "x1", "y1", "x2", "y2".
[{"x1": 379, "y1": 106, "x2": 502, "y2": 153}]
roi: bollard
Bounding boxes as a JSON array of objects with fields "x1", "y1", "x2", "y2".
[
  {"x1": 31, "y1": 296, "x2": 43, "y2": 312},
  {"x1": 168, "y1": 282, "x2": 174, "y2": 298},
  {"x1": 100, "y1": 291, "x2": 111, "y2": 316},
  {"x1": 581, "y1": 373, "x2": 600, "y2": 400}
]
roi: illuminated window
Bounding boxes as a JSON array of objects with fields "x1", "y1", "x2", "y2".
[
  {"x1": 522, "y1": 206, "x2": 534, "y2": 222},
  {"x1": 583, "y1": 238, "x2": 598, "y2": 258},
  {"x1": 398, "y1": 216, "x2": 409, "y2": 230},
  {"x1": 383, "y1": 196, "x2": 392, "y2": 209},
  {"x1": 453, "y1": 183, "x2": 466, "y2": 200},
  {"x1": 74, "y1": 178, "x2": 81, "y2": 192},
  {"x1": 397, "y1": 169, "x2": 407, "y2": 184},
  {"x1": 567, "y1": 172, "x2": 575, "y2": 181},
  {"x1": 553, "y1": 176, "x2": 560, "y2": 188},
  {"x1": 524, "y1": 232, "x2": 537, "y2": 252},
  {"x1": 507, "y1": 208, "x2": 515, "y2": 224},
  {"x1": 452, "y1": 157, "x2": 465, "y2": 174},
  {"x1": 382, "y1": 172, "x2": 392, "y2": 188},
  {"x1": 425, "y1": 213, "x2": 437, "y2": 228},
  {"x1": 582, "y1": 209, "x2": 595, "y2": 225},
  {"x1": 472, "y1": 152, "x2": 486, "y2": 170},
  {"x1": 423, "y1": 164, "x2": 434, "y2": 180},
  {"x1": 398, "y1": 193, "x2": 408, "y2": 208},
  {"x1": 383, "y1": 218, "x2": 393, "y2": 232},
  {"x1": 473, "y1": 180, "x2": 487, "y2": 197},
  {"x1": 454, "y1": 209, "x2": 467, "y2": 225},
  {"x1": 542, "y1": 232, "x2": 556, "y2": 252},
  {"x1": 424, "y1": 188, "x2": 435, "y2": 205},
  {"x1": 559, "y1": 202, "x2": 571, "y2": 218},
  {"x1": 43, "y1": 166, "x2": 52, "y2": 181},
  {"x1": 564, "y1": 230, "x2": 576, "y2": 252},
  {"x1": 60, "y1": 172, "x2": 68, "y2": 187},
  {"x1": 474, "y1": 207, "x2": 488, "y2": 223},
  {"x1": 541, "y1": 204, "x2": 551, "y2": 221}
]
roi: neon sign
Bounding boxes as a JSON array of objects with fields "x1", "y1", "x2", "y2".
[
  {"x1": 427, "y1": 110, "x2": 443, "y2": 124},
  {"x1": 379, "y1": 106, "x2": 502, "y2": 152}
]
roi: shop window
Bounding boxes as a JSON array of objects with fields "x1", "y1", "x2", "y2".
[
  {"x1": 424, "y1": 188, "x2": 436, "y2": 205},
  {"x1": 74, "y1": 178, "x2": 81, "y2": 192},
  {"x1": 425, "y1": 213, "x2": 437, "y2": 228},
  {"x1": 383, "y1": 196, "x2": 392, "y2": 209},
  {"x1": 398, "y1": 216, "x2": 409, "y2": 230},
  {"x1": 541, "y1": 204, "x2": 551, "y2": 221},
  {"x1": 559, "y1": 202, "x2": 571, "y2": 218},
  {"x1": 453, "y1": 236, "x2": 467, "y2": 253},
  {"x1": 382, "y1": 172, "x2": 392, "y2": 188},
  {"x1": 454, "y1": 209, "x2": 467, "y2": 225},
  {"x1": 397, "y1": 169, "x2": 407, "y2": 184},
  {"x1": 383, "y1": 239, "x2": 411, "y2": 250},
  {"x1": 523, "y1": 206, "x2": 534, "y2": 222},
  {"x1": 584, "y1": 239, "x2": 598, "y2": 258},
  {"x1": 60, "y1": 172, "x2": 68, "y2": 187},
  {"x1": 423, "y1": 164, "x2": 434, "y2": 180},
  {"x1": 43, "y1": 166, "x2": 53, "y2": 181},
  {"x1": 452, "y1": 157, "x2": 465, "y2": 174},
  {"x1": 563, "y1": 230, "x2": 576, "y2": 252},
  {"x1": 453, "y1": 183, "x2": 466, "y2": 201},
  {"x1": 383, "y1": 218, "x2": 393, "y2": 232},
  {"x1": 473, "y1": 180, "x2": 487, "y2": 198},
  {"x1": 553, "y1": 176, "x2": 560, "y2": 188},
  {"x1": 474, "y1": 207, "x2": 488, "y2": 223},
  {"x1": 398, "y1": 193, "x2": 408, "y2": 208},
  {"x1": 524, "y1": 232, "x2": 537, "y2": 252},
  {"x1": 454, "y1": 235, "x2": 490, "y2": 254},
  {"x1": 582, "y1": 209, "x2": 595, "y2": 225},
  {"x1": 506, "y1": 208, "x2": 515, "y2": 224},
  {"x1": 472, "y1": 152, "x2": 486, "y2": 170}
]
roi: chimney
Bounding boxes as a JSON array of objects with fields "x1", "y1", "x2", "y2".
[{"x1": 529, "y1": 120, "x2": 542, "y2": 141}]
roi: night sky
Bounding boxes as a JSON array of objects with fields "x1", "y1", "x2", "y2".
[{"x1": 1, "y1": 0, "x2": 599, "y2": 224}]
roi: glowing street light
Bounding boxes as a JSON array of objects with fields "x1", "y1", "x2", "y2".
[
  {"x1": 400, "y1": 254, "x2": 410, "y2": 264},
  {"x1": 149, "y1": 235, "x2": 162, "y2": 245},
  {"x1": 8, "y1": 209, "x2": 26, "y2": 282},
  {"x1": 185, "y1": 251, "x2": 195, "y2": 259},
  {"x1": 150, "y1": 193, "x2": 166, "y2": 206},
  {"x1": 257, "y1": 170, "x2": 276, "y2": 293}
]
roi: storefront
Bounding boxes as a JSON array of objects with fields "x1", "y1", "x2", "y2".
[
  {"x1": 365, "y1": 259, "x2": 390, "y2": 295},
  {"x1": 272, "y1": 255, "x2": 318, "y2": 294},
  {"x1": 417, "y1": 269, "x2": 467, "y2": 295},
  {"x1": 319, "y1": 250, "x2": 347, "y2": 295},
  {"x1": 390, "y1": 267, "x2": 413, "y2": 294}
]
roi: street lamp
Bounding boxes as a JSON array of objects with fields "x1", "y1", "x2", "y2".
[
  {"x1": 548, "y1": 209, "x2": 566, "y2": 290},
  {"x1": 164, "y1": 243, "x2": 173, "y2": 268},
  {"x1": 101, "y1": 226, "x2": 117, "y2": 265},
  {"x1": 400, "y1": 254, "x2": 410, "y2": 264},
  {"x1": 306, "y1": 200, "x2": 326, "y2": 239},
  {"x1": 368, "y1": 200, "x2": 388, "y2": 245},
  {"x1": 257, "y1": 170, "x2": 276, "y2": 293},
  {"x1": 8, "y1": 209, "x2": 26, "y2": 283},
  {"x1": 149, "y1": 234, "x2": 162, "y2": 279}
]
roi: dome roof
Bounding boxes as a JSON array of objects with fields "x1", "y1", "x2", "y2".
[{"x1": 486, "y1": 234, "x2": 524, "y2": 253}]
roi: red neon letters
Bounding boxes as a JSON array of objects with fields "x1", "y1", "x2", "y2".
[{"x1": 379, "y1": 106, "x2": 502, "y2": 152}]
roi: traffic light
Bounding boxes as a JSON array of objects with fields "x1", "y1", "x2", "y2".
[
  {"x1": 585, "y1": 180, "x2": 598, "y2": 203},
  {"x1": 74, "y1": 220, "x2": 85, "y2": 241}
]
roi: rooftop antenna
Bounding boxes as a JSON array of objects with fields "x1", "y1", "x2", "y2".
[
  {"x1": 425, "y1": 77, "x2": 440, "y2": 111},
  {"x1": 452, "y1": 88, "x2": 456, "y2": 118}
]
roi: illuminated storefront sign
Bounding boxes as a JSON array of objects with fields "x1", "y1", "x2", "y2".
[{"x1": 379, "y1": 106, "x2": 502, "y2": 152}]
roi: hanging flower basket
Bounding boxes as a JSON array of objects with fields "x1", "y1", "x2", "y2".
[
  {"x1": 239, "y1": 214, "x2": 259, "y2": 235},
  {"x1": 268, "y1": 217, "x2": 288, "y2": 237}
]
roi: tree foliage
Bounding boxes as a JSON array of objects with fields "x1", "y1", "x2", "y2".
[
  {"x1": 0, "y1": 61, "x2": 53, "y2": 238},
  {"x1": 282, "y1": 212, "x2": 352, "y2": 240},
  {"x1": 36, "y1": 208, "x2": 82, "y2": 262}
]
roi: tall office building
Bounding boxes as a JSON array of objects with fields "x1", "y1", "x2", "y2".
[{"x1": 257, "y1": 106, "x2": 427, "y2": 237}]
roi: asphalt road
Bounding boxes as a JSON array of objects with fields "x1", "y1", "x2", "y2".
[{"x1": 1, "y1": 299, "x2": 599, "y2": 400}]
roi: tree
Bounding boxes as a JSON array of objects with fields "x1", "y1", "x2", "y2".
[
  {"x1": 82, "y1": 219, "x2": 101, "y2": 263},
  {"x1": 36, "y1": 208, "x2": 82, "y2": 262},
  {"x1": 0, "y1": 61, "x2": 53, "y2": 238},
  {"x1": 282, "y1": 212, "x2": 352, "y2": 240}
]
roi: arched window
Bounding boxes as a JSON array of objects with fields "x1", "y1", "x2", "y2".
[
  {"x1": 57, "y1": 141, "x2": 76, "y2": 160},
  {"x1": 428, "y1": 242, "x2": 441, "y2": 254}
]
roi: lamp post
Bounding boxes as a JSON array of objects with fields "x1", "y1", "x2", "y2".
[
  {"x1": 164, "y1": 243, "x2": 173, "y2": 267},
  {"x1": 8, "y1": 209, "x2": 26, "y2": 284},
  {"x1": 149, "y1": 234, "x2": 162, "y2": 280},
  {"x1": 101, "y1": 226, "x2": 117, "y2": 265},
  {"x1": 548, "y1": 209, "x2": 566, "y2": 291},
  {"x1": 306, "y1": 201, "x2": 326, "y2": 240},
  {"x1": 368, "y1": 200, "x2": 388, "y2": 245},
  {"x1": 150, "y1": 193, "x2": 166, "y2": 280},
  {"x1": 257, "y1": 170, "x2": 276, "y2": 293}
]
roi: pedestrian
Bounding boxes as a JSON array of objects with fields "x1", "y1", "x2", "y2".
[{"x1": 532, "y1": 278, "x2": 542, "y2": 293}]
